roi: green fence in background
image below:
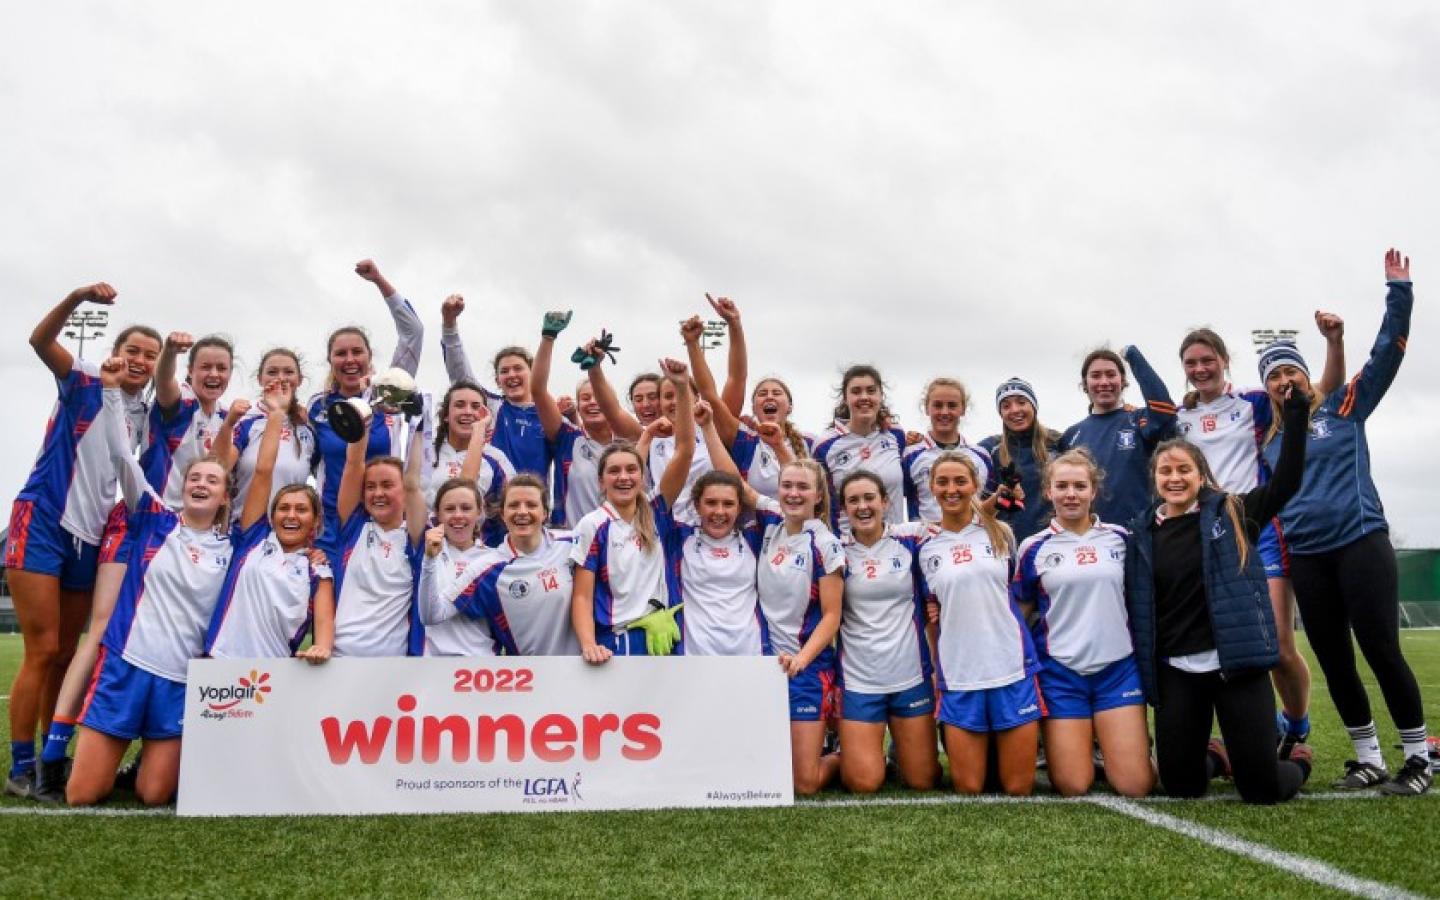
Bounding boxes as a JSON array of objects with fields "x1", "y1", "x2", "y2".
[{"x1": 1398, "y1": 549, "x2": 1440, "y2": 628}]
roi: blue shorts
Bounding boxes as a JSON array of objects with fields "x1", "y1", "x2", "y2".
[
  {"x1": 1038, "y1": 655, "x2": 1145, "y2": 719},
  {"x1": 79, "y1": 647, "x2": 186, "y2": 741},
  {"x1": 938, "y1": 676, "x2": 1045, "y2": 733},
  {"x1": 596, "y1": 627, "x2": 686, "y2": 657},
  {"x1": 1258, "y1": 520, "x2": 1289, "y2": 579},
  {"x1": 788, "y1": 664, "x2": 837, "y2": 722},
  {"x1": 4, "y1": 498, "x2": 100, "y2": 590},
  {"x1": 842, "y1": 680, "x2": 935, "y2": 723}
]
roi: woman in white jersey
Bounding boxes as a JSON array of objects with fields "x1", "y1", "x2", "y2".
[
  {"x1": 813, "y1": 365, "x2": 909, "y2": 533},
  {"x1": 418, "y1": 478, "x2": 503, "y2": 656},
  {"x1": 1012, "y1": 449, "x2": 1153, "y2": 797},
  {"x1": 321, "y1": 405, "x2": 428, "y2": 658},
  {"x1": 903, "y1": 377, "x2": 996, "y2": 522},
  {"x1": 753, "y1": 458, "x2": 846, "y2": 795},
  {"x1": 428, "y1": 475, "x2": 580, "y2": 656},
  {"x1": 920, "y1": 452, "x2": 1038, "y2": 795},
  {"x1": 834, "y1": 470, "x2": 941, "y2": 794},
  {"x1": 219, "y1": 348, "x2": 316, "y2": 524},
  {"x1": 1175, "y1": 319, "x2": 1343, "y2": 754},
  {"x1": 531, "y1": 311, "x2": 612, "y2": 527},
  {"x1": 67, "y1": 358, "x2": 231, "y2": 806},
  {"x1": 5, "y1": 282, "x2": 160, "y2": 802},
  {"x1": 571, "y1": 359, "x2": 697, "y2": 662},
  {"x1": 205, "y1": 378, "x2": 335, "y2": 663},
  {"x1": 421, "y1": 379, "x2": 514, "y2": 545}
]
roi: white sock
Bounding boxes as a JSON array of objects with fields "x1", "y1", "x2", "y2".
[
  {"x1": 1346, "y1": 721, "x2": 1384, "y2": 768},
  {"x1": 1398, "y1": 725, "x2": 1429, "y2": 765}
]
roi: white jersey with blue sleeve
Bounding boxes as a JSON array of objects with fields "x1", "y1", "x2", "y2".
[
  {"x1": 569, "y1": 498, "x2": 673, "y2": 630},
  {"x1": 664, "y1": 521, "x2": 765, "y2": 657},
  {"x1": 754, "y1": 497, "x2": 846, "y2": 658},
  {"x1": 551, "y1": 421, "x2": 605, "y2": 528},
  {"x1": 419, "y1": 539, "x2": 499, "y2": 657},
  {"x1": 231, "y1": 408, "x2": 316, "y2": 523},
  {"x1": 1013, "y1": 519, "x2": 1132, "y2": 676},
  {"x1": 839, "y1": 522, "x2": 938, "y2": 694},
  {"x1": 728, "y1": 424, "x2": 783, "y2": 500},
  {"x1": 920, "y1": 521, "x2": 1033, "y2": 691},
  {"x1": 647, "y1": 433, "x2": 712, "y2": 525},
  {"x1": 1175, "y1": 387, "x2": 1272, "y2": 493},
  {"x1": 813, "y1": 422, "x2": 908, "y2": 533},
  {"x1": 141, "y1": 384, "x2": 227, "y2": 511},
  {"x1": 324, "y1": 512, "x2": 422, "y2": 658},
  {"x1": 902, "y1": 436, "x2": 995, "y2": 522},
  {"x1": 447, "y1": 531, "x2": 578, "y2": 656},
  {"x1": 422, "y1": 439, "x2": 515, "y2": 545},
  {"x1": 205, "y1": 519, "x2": 330, "y2": 659}
]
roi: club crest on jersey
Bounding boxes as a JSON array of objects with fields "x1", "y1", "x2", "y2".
[
  {"x1": 579, "y1": 443, "x2": 596, "y2": 462},
  {"x1": 791, "y1": 552, "x2": 808, "y2": 570},
  {"x1": 1310, "y1": 418, "x2": 1332, "y2": 439},
  {"x1": 508, "y1": 579, "x2": 530, "y2": 600},
  {"x1": 1043, "y1": 552, "x2": 1065, "y2": 570},
  {"x1": 832, "y1": 450, "x2": 853, "y2": 468},
  {"x1": 1230, "y1": 409, "x2": 1243, "y2": 422},
  {"x1": 1210, "y1": 520, "x2": 1228, "y2": 540},
  {"x1": 924, "y1": 554, "x2": 942, "y2": 574},
  {"x1": 1116, "y1": 430, "x2": 1137, "y2": 450},
  {"x1": 890, "y1": 556, "x2": 904, "y2": 571}
]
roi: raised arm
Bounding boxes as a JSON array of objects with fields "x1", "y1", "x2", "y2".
[
  {"x1": 533, "y1": 310, "x2": 573, "y2": 441},
  {"x1": 457, "y1": 405, "x2": 493, "y2": 483},
  {"x1": 439, "y1": 293, "x2": 479, "y2": 385},
  {"x1": 1333, "y1": 249, "x2": 1414, "y2": 422},
  {"x1": 655, "y1": 359, "x2": 696, "y2": 508},
  {"x1": 403, "y1": 424, "x2": 430, "y2": 544},
  {"x1": 31, "y1": 283, "x2": 116, "y2": 379},
  {"x1": 418, "y1": 530, "x2": 461, "y2": 626},
  {"x1": 239, "y1": 383, "x2": 292, "y2": 529},
  {"x1": 153, "y1": 332, "x2": 192, "y2": 417},
  {"x1": 1123, "y1": 344, "x2": 1177, "y2": 441},
  {"x1": 682, "y1": 316, "x2": 739, "y2": 446},
  {"x1": 585, "y1": 341, "x2": 642, "y2": 441},
  {"x1": 697, "y1": 401, "x2": 739, "y2": 478},
  {"x1": 356, "y1": 259, "x2": 424, "y2": 376},
  {"x1": 1243, "y1": 387, "x2": 1310, "y2": 528},
  {"x1": 706, "y1": 294, "x2": 748, "y2": 416},
  {"x1": 336, "y1": 422, "x2": 368, "y2": 527},
  {"x1": 297, "y1": 549, "x2": 336, "y2": 664},
  {"x1": 1314, "y1": 311, "x2": 1346, "y2": 396},
  {"x1": 211, "y1": 402, "x2": 248, "y2": 472},
  {"x1": 99, "y1": 359, "x2": 150, "y2": 511}
]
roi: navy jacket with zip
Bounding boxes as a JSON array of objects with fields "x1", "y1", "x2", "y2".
[{"x1": 1124, "y1": 391, "x2": 1309, "y2": 703}]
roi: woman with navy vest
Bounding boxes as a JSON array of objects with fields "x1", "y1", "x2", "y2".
[
  {"x1": 1259, "y1": 249, "x2": 1429, "y2": 796},
  {"x1": 1125, "y1": 384, "x2": 1313, "y2": 804}
]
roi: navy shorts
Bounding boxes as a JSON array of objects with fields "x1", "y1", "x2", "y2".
[
  {"x1": 4, "y1": 498, "x2": 100, "y2": 590},
  {"x1": 80, "y1": 647, "x2": 186, "y2": 741},
  {"x1": 788, "y1": 664, "x2": 837, "y2": 722},
  {"x1": 597, "y1": 627, "x2": 685, "y2": 656},
  {"x1": 1038, "y1": 655, "x2": 1145, "y2": 720},
  {"x1": 1258, "y1": 519, "x2": 1289, "y2": 579},
  {"x1": 841, "y1": 680, "x2": 935, "y2": 723},
  {"x1": 939, "y1": 676, "x2": 1045, "y2": 733}
]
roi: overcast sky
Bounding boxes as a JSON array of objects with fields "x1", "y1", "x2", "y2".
[{"x1": 3, "y1": 2, "x2": 1437, "y2": 545}]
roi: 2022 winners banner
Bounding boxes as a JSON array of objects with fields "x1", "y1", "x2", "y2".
[{"x1": 177, "y1": 657, "x2": 794, "y2": 816}]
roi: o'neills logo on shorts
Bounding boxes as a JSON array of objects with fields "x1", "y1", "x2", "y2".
[{"x1": 197, "y1": 670, "x2": 273, "y2": 721}]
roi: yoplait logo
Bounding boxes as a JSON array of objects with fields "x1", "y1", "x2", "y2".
[{"x1": 197, "y1": 669, "x2": 272, "y2": 721}]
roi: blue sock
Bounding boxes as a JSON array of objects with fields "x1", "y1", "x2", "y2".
[
  {"x1": 10, "y1": 741, "x2": 36, "y2": 779},
  {"x1": 41, "y1": 720, "x2": 76, "y2": 763},
  {"x1": 1283, "y1": 712, "x2": 1310, "y2": 738}
]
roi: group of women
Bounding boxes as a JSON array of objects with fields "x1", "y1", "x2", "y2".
[{"x1": 3, "y1": 249, "x2": 1430, "y2": 808}]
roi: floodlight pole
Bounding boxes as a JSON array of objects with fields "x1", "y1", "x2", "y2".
[{"x1": 64, "y1": 310, "x2": 110, "y2": 360}]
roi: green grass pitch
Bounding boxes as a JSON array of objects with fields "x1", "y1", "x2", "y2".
[{"x1": 1, "y1": 632, "x2": 1437, "y2": 898}]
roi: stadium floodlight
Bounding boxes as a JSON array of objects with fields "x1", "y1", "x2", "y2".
[
  {"x1": 679, "y1": 319, "x2": 729, "y2": 351},
  {"x1": 1250, "y1": 328, "x2": 1300, "y2": 353},
  {"x1": 64, "y1": 310, "x2": 110, "y2": 359}
]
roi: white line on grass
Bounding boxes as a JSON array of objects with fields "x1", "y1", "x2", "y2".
[
  {"x1": 1086, "y1": 795, "x2": 1426, "y2": 900},
  {"x1": 0, "y1": 805, "x2": 172, "y2": 817}
]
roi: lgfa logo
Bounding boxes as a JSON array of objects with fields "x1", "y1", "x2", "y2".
[
  {"x1": 198, "y1": 670, "x2": 272, "y2": 721},
  {"x1": 522, "y1": 772, "x2": 584, "y2": 805}
]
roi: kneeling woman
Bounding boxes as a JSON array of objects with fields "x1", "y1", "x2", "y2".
[
  {"x1": 205, "y1": 379, "x2": 334, "y2": 663},
  {"x1": 755, "y1": 460, "x2": 845, "y2": 795},
  {"x1": 571, "y1": 359, "x2": 697, "y2": 661},
  {"x1": 836, "y1": 471, "x2": 940, "y2": 793},
  {"x1": 68, "y1": 360, "x2": 232, "y2": 806},
  {"x1": 921, "y1": 453, "x2": 1036, "y2": 795},
  {"x1": 1126, "y1": 385, "x2": 1313, "y2": 804},
  {"x1": 1013, "y1": 449, "x2": 1153, "y2": 797},
  {"x1": 426, "y1": 476, "x2": 579, "y2": 656}
]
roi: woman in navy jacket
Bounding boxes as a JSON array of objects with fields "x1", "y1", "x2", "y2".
[{"x1": 1124, "y1": 384, "x2": 1310, "y2": 804}]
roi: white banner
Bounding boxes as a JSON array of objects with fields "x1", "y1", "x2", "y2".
[{"x1": 177, "y1": 656, "x2": 793, "y2": 816}]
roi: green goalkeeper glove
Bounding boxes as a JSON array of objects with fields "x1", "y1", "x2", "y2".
[
  {"x1": 541, "y1": 310, "x2": 573, "y2": 339},
  {"x1": 628, "y1": 602, "x2": 684, "y2": 656}
]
